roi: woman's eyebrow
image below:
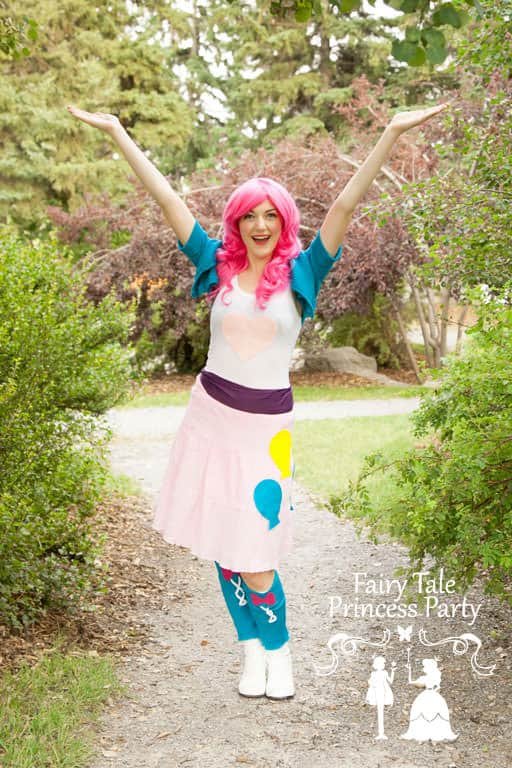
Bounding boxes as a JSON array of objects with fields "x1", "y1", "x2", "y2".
[{"x1": 248, "y1": 207, "x2": 277, "y2": 213}]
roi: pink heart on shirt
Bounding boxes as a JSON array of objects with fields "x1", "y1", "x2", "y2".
[{"x1": 222, "y1": 314, "x2": 277, "y2": 361}]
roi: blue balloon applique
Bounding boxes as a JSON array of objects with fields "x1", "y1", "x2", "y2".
[{"x1": 253, "y1": 479, "x2": 282, "y2": 530}]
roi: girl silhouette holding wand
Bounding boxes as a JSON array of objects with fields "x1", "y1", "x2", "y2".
[
  {"x1": 366, "y1": 656, "x2": 397, "y2": 740},
  {"x1": 67, "y1": 100, "x2": 448, "y2": 701}
]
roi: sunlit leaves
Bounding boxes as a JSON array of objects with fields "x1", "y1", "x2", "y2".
[
  {"x1": 432, "y1": 2, "x2": 464, "y2": 27},
  {"x1": 0, "y1": 11, "x2": 38, "y2": 58},
  {"x1": 267, "y1": 0, "x2": 476, "y2": 66},
  {"x1": 400, "y1": 0, "x2": 423, "y2": 12},
  {"x1": 397, "y1": 25, "x2": 449, "y2": 64},
  {"x1": 339, "y1": 0, "x2": 361, "y2": 11},
  {"x1": 392, "y1": 39, "x2": 426, "y2": 65}
]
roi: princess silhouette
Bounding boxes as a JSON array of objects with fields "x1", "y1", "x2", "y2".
[{"x1": 401, "y1": 657, "x2": 458, "y2": 742}]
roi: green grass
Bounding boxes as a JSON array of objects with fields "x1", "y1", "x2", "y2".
[
  {"x1": 115, "y1": 383, "x2": 424, "y2": 409},
  {"x1": 291, "y1": 384, "x2": 423, "y2": 402},
  {"x1": 102, "y1": 471, "x2": 144, "y2": 497},
  {"x1": 0, "y1": 646, "x2": 126, "y2": 768},
  {"x1": 292, "y1": 413, "x2": 415, "y2": 511},
  {"x1": 116, "y1": 390, "x2": 190, "y2": 408}
]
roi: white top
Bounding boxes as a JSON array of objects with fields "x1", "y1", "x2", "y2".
[{"x1": 204, "y1": 274, "x2": 302, "y2": 388}]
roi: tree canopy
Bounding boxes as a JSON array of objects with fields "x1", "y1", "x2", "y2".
[
  {"x1": 1, "y1": 0, "x2": 459, "y2": 227},
  {"x1": 1, "y1": 0, "x2": 196, "y2": 224},
  {"x1": 265, "y1": 0, "x2": 479, "y2": 66}
]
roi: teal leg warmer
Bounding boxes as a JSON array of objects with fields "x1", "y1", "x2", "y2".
[
  {"x1": 241, "y1": 570, "x2": 289, "y2": 651},
  {"x1": 214, "y1": 562, "x2": 259, "y2": 642}
]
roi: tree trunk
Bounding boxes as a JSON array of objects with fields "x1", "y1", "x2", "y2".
[
  {"x1": 391, "y1": 297, "x2": 423, "y2": 384},
  {"x1": 426, "y1": 288, "x2": 441, "y2": 367},
  {"x1": 455, "y1": 305, "x2": 469, "y2": 355},
  {"x1": 407, "y1": 271, "x2": 435, "y2": 367},
  {"x1": 439, "y1": 285, "x2": 451, "y2": 360}
]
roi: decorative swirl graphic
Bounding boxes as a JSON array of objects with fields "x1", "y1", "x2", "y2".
[
  {"x1": 314, "y1": 629, "x2": 391, "y2": 677},
  {"x1": 418, "y1": 629, "x2": 496, "y2": 677}
]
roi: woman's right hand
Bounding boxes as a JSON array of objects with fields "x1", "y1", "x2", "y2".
[
  {"x1": 66, "y1": 105, "x2": 122, "y2": 135},
  {"x1": 66, "y1": 103, "x2": 195, "y2": 242}
]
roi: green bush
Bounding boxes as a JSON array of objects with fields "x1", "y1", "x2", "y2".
[
  {"x1": 326, "y1": 294, "x2": 407, "y2": 368},
  {"x1": 333, "y1": 287, "x2": 512, "y2": 600},
  {"x1": 0, "y1": 227, "x2": 135, "y2": 628},
  {"x1": 128, "y1": 288, "x2": 211, "y2": 375}
]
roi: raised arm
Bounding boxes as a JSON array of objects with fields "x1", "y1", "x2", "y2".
[
  {"x1": 66, "y1": 106, "x2": 195, "y2": 245},
  {"x1": 319, "y1": 103, "x2": 450, "y2": 256}
]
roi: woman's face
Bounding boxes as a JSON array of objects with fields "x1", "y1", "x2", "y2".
[{"x1": 238, "y1": 198, "x2": 282, "y2": 263}]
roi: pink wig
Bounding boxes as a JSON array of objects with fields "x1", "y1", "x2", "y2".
[{"x1": 207, "y1": 177, "x2": 302, "y2": 310}]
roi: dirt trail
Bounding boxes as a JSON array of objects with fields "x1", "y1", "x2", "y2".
[{"x1": 87, "y1": 402, "x2": 512, "y2": 768}]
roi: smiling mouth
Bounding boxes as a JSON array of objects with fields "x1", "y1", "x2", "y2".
[{"x1": 252, "y1": 236, "x2": 270, "y2": 243}]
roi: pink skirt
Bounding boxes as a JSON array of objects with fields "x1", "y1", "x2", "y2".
[{"x1": 152, "y1": 373, "x2": 296, "y2": 572}]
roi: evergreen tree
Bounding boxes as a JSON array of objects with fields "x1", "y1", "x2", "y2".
[
  {"x1": 1, "y1": 0, "x2": 465, "y2": 228},
  {"x1": 222, "y1": 0, "x2": 399, "y2": 145},
  {"x1": 0, "y1": 0, "x2": 196, "y2": 225}
]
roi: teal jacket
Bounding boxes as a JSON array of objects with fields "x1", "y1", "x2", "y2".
[{"x1": 178, "y1": 219, "x2": 343, "y2": 326}]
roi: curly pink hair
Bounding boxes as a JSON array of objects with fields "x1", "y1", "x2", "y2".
[{"x1": 207, "y1": 177, "x2": 302, "y2": 310}]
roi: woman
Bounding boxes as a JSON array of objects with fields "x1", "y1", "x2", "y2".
[{"x1": 67, "y1": 100, "x2": 448, "y2": 701}]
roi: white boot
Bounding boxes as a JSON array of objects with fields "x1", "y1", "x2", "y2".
[
  {"x1": 265, "y1": 642, "x2": 295, "y2": 700},
  {"x1": 238, "y1": 638, "x2": 267, "y2": 697}
]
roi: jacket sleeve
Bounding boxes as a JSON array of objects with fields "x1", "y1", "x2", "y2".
[
  {"x1": 177, "y1": 219, "x2": 221, "y2": 298},
  {"x1": 290, "y1": 231, "x2": 343, "y2": 324}
]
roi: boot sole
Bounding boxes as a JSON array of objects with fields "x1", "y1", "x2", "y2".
[
  {"x1": 265, "y1": 693, "x2": 295, "y2": 700},
  {"x1": 238, "y1": 691, "x2": 266, "y2": 698}
]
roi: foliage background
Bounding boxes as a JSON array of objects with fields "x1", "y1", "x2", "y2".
[
  {"x1": 335, "y1": 287, "x2": 512, "y2": 600},
  {"x1": 0, "y1": 229, "x2": 134, "y2": 627}
]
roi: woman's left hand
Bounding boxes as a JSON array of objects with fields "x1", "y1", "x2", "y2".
[{"x1": 388, "y1": 103, "x2": 450, "y2": 134}]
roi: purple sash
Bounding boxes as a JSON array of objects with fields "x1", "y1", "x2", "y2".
[{"x1": 200, "y1": 369, "x2": 293, "y2": 414}]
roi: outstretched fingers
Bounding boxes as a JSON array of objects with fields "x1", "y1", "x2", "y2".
[{"x1": 66, "y1": 105, "x2": 120, "y2": 133}]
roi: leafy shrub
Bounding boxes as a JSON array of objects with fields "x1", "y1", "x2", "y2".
[
  {"x1": 133, "y1": 304, "x2": 209, "y2": 375},
  {"x1": 0, "y1": 227, "x2": 135, "y2": 628},
  {"x1": 331, "y1": 288, "x2": 512, "y2": 600},
  {"x1": 326, "y1": 294, "x2": 409, "y2": 368}
]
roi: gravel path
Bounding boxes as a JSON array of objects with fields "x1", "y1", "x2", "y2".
[{"x1": 89, "y1": 398, "x2": 512, "y2": 768}]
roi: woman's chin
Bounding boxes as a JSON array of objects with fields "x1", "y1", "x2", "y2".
[{"x1": 248, "y1": 249, "x2": 274, "y2": 262}]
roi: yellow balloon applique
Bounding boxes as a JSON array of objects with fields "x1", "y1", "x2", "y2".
[{"x1": 269, "y1": 429, "x2": 292, "y2": 479}]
